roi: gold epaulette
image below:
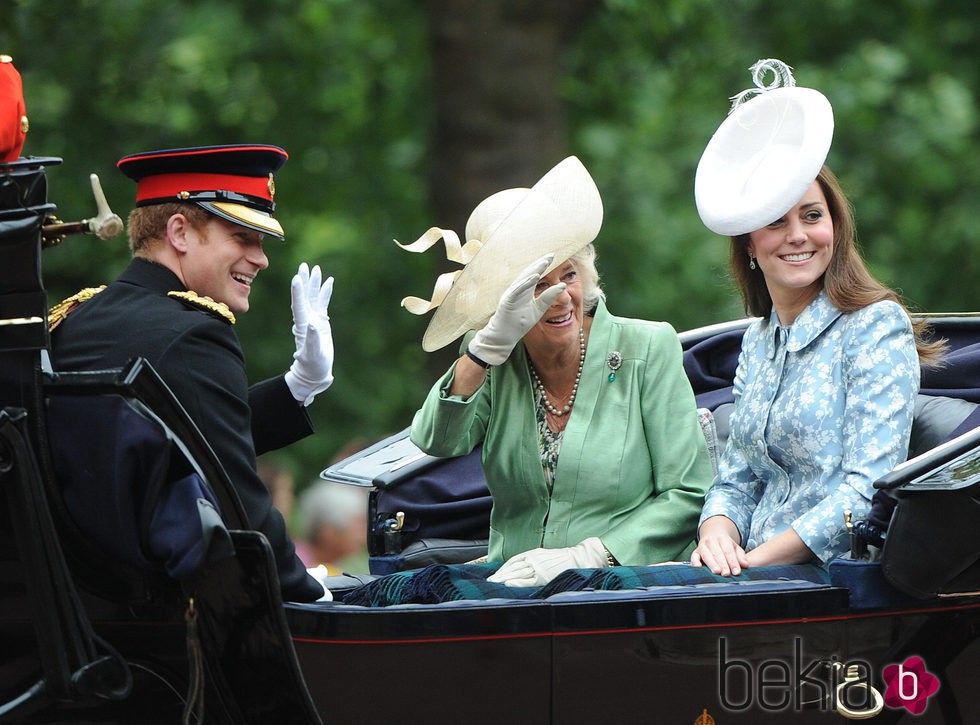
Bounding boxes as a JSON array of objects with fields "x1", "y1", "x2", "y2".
[
  {"x1": 48, "y1": 285, "x2": 107, "y2": 331},
  {"x1": 168, "y1": 290, "x2": 236, "y2": 325}
]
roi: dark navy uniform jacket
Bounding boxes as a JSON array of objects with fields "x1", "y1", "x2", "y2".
[{"x1": 50, "y1": 256, "x2": 323, "y2": 602}]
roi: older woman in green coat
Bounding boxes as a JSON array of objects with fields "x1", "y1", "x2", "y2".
[{"x1": 401, "y1": 157, "x2": 712, "y2": 586}]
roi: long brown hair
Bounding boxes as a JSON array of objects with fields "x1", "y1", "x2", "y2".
[{"x1": 728, "y1": 166, "x2": 945, "y2": 366}]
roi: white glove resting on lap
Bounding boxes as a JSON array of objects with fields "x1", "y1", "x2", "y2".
[
  {"x1": 306, "y1": 565, "x2": 334, "y2": 602},
  {"x1": 487, "y1": 537, "x2": 609, "y2": 587},
  {"x1": 467, "y1": 254, "x2": 566, "y2": 367},
  {"x1": 285, "y1": 262, "x2": 335, "y2": 406}
]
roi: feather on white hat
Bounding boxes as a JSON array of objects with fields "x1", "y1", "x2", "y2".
[{"x1": 695, "y1": 59, "x2": 834, "y2": 237}]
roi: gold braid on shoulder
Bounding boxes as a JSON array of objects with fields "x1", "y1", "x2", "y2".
[
  {"x1": 48, "y1": 286, "x2": 107, "y2": 331},
  {"x1": 168, "y1": 290, "x2": 236, "y2": 325}
]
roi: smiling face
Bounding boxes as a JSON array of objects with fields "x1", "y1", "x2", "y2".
[
  {"x1": 175, "y1": 214, "x2": 269, "y2": 313},
  {"x1": 747, "y1": 180, "x2": 834, "y2": 325},
  {"x1": 523, "y1": 260, "x2": 584, "y2": 352}
]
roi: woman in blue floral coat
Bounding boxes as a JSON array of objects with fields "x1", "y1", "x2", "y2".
[{"x1": 689, "y1": 60, "x2": 944, "y2": 575}]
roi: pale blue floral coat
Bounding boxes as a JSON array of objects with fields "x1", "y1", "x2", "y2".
[{"x1": 699, "y1": 290, "x2": 919, "y2": 564}]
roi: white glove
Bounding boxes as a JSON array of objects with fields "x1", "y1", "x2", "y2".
[
  {"x1": 306, "y1": 565, "x2": 334, "y2": 602},
  {"x1": 284, "y1": 262, "x2": 335, "y2": 406},
  {"x1": 487, "y1": 537, "x2": 609, "y2": 587},
  {"x1": 467, "y1": 254, "x2": 566, "y2": 367}
]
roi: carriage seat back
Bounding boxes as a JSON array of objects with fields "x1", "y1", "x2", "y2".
[
  {"x1": 699, "y1": 393, "x2": 979, "y2": 476},
  {"x1": 41, "y1": 358, "x2": 245, "y2": 602},
  {"x1": 46, "y1": 393, "x2": 233, "y2": 583}
]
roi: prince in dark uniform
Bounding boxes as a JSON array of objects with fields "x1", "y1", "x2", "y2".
[{"x1": 50, "y1": 145, "x2": 334, "y2": 602}]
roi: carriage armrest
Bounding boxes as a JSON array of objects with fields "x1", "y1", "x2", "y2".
[
  {"x1": 370, "y1": 538, "x2": 489, "y2": 576},
  {"x1": 321, "y1": 427, "x2": 439, "y2": 489}
]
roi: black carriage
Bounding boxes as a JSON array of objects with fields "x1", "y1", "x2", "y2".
[{"x1": 2, "y1": 153, "x2": 979, "y2": 724}]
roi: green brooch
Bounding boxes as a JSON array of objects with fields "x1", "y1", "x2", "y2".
[{"x1": 606, "y1": 351, "x2": 622, "y2": 382}]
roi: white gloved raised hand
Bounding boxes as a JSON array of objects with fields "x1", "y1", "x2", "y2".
[
  {"x1": 284, "y1": 262, "x2": 335, "y2": 406},
  {"x1": 467, "y1": 254, "x2": 566, "y2": 367},
  {"x1": 486, "y1": 537, "x2": 609, "y2": 587}
]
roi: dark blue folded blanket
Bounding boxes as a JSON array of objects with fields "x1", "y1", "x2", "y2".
[{"x1": 340, "y1": 562, "x2": 829, "y2": 607}]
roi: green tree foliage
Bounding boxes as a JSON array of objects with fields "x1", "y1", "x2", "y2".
[
  {"x1": 566, "y1": 0, "x2": 978, "y2": 327},
  {"x1": 5, "y1": 0, "x2": 435, "y2": 478},
  {"x1": 4, "y1": 0, "x2": 977, "y2": 483}
]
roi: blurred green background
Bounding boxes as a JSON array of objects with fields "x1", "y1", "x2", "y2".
[{"x1": 4, "y1": 0, "x2": 977, "y2": 491}]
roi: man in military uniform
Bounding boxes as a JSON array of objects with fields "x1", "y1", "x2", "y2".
[{"x1": 49, "y1": 144, "x2": 333, "y2": 602}]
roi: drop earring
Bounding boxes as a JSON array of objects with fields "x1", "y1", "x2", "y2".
[{"x1": 749, "y1": 255, "x2": 756, "y2": 270}]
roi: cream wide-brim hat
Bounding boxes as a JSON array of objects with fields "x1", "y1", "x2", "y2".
[
  {"x1": 695, "y1": 61, "x2": 834, "y2": 237},
  {"x1": 398, "y1": 156, "x2": 603, "y2": 352}
]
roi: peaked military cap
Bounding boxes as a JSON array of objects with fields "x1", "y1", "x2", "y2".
[{"x1": 117, "y1": 144, "x2": 288, "y2": 239}]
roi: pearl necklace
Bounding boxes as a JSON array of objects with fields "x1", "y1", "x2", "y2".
[{"x1": 529, "y1": 328, "x2": 585, "y2": 417}]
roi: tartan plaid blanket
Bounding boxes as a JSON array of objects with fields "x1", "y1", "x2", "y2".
[
  {"x1": 539, "y1": 563, "x2": 828, "y2": 594},
  {"x1": 340, "y1": 563, "x2": 529, "y2": 606},
  {"x1": 339, "y1": 562, "x2": 829, "y2": 607}
]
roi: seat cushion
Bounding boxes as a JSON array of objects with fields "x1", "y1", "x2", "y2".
[
  {"x1": 829, "y1": 558, "x2": 924, "y2": 609},
  {"x1": 909, "y1": 394, "x2": 979, "y2": 459}
]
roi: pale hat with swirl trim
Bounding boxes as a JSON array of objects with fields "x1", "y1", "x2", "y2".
[
  {"x1": 397, "y1": 156, "x2": 603, "y2": 352},
  {"x1": 695, "y1": 59, "x2": 834, "y2": 237}
]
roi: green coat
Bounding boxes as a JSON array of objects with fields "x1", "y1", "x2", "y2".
[{"x1": 410, "y1": 299, "x2": 713, "y2": 565}]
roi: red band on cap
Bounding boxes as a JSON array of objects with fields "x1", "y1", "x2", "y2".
[{"x1": 136, "y1": 172, "x2": 273, "y2": 203}]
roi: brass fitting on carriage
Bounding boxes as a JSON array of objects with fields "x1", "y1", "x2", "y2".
[
  {"x1": 377, "y1": 511, "x2": 405, "y2": 555},
  {"x1": 797, "y1": 659, "x2": 884, "y2": 719},
  {"x1": 833, "y1": 662, "x2": 884, "y2": 719},
  {"x1": 40, "y1": 174, "x2": 123, "y2": 247},
  {"x1": 844, "y1": 510, "x2": 866, "y2": 560},
  {"x1": 845, "y1": 509, "x2": 886, "y2": 562}
]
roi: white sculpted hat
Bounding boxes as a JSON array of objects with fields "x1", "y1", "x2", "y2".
[
  {"x1": 695, "y1": 59, "x2": 834, "y2": 236},
  {"x1": 397, "y1": 156, "x2": 603, "y2": 352}
]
